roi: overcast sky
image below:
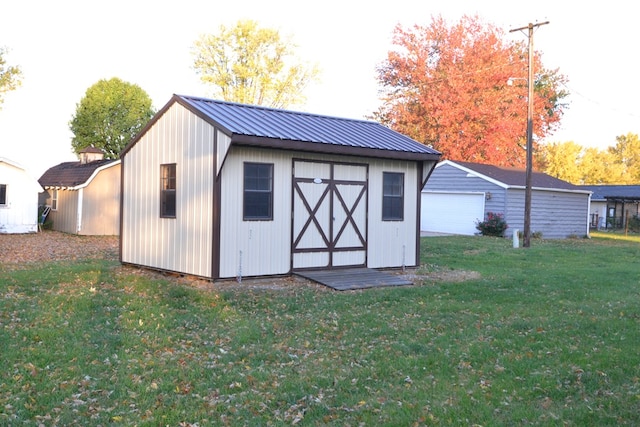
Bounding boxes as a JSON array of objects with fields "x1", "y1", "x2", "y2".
[{"x1": 1, "y1": 0, "x2": 638, "y2": 178}]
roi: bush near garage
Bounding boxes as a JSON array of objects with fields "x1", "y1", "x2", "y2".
[{"x1": 475, "y1": 211, "x2": 508, "y2": 237}]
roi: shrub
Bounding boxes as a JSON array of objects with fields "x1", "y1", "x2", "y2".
[{"x1": 476, "y1": 212, "x2": 508, "y2": 237}]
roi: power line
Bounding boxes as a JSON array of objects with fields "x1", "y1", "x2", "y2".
[{"x1": 560, "y1": 82, "x2": 640, "y2": 119}]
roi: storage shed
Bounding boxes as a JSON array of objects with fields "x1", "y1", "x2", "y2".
[
  {"x1": 0, "y1": 157, "x2": 43, "y2": 233},
  {"x1": 120, "y1": 95, "x2": 441, "y2": 280},
  {"x1": 422, "y1": 160, "x2": 591, "y2": 238},
  {"x1": 39, "y1": 148, "x2": 121, "y2": 235}
]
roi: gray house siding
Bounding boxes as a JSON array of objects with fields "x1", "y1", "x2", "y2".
[
  {"x1": 505, "y1": 189, "x2": 589, "y2": 238},
  {"x1": 423, "y1": 163, "x2": 505, "y2": 219},
  {"x1": 422, "y1": 161, "x2": 590, "y2": 238}
]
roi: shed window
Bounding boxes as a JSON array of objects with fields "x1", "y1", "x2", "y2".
[
  {"x1": 0, "y1": 184, "x2": 6, "y2": 206},
  {"x1": 382, "y1": 172, "x2": 404, "y2": 221},
  {"x1": 244, "y1": 162, "x2": 273, "y2": 220},
  {"x1": 160, "y1": 163, "x2": 176, "y2": 218},
  {"x1": 51, "y1": 189, "x2": 58, "y2": 211}
]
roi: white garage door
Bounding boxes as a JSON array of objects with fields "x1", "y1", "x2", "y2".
[{"x1": 421, "y1": 192, "x2": 485, "y2": 235}]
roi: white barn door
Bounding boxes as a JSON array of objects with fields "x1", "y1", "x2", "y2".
[{"x1": 292, "y1": 160, "x2": 368, "y2": 270}]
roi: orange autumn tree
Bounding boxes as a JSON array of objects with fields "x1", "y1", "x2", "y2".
[{"x1": 374, "y1": 15, "x2": 568, "y2": 167}]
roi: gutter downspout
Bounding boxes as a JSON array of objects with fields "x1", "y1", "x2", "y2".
[{"x1": 586, "y1": 192, "x2": 592, "y2": 238}]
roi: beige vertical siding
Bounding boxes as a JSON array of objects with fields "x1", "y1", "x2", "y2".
[
  {"x1": 220, "y1": 149, "x2": 421, "y2": 277},
  {"x1": 48, "y1": 189, "x2": 79, "y2": 234},
  {"x1": 367, "y1": 159, "x2": 419, "y2": 269},
  {"x1": 121, "y1": 103, "x2": 215, "y2": 277},
  {"x1": 79, "y1": 163, "x2": 121, "y2": 235},
  {"x1": 219, "y1": 146, "x2": 293, "y2": 279}
]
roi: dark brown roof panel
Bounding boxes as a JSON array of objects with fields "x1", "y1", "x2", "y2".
[
  {"x1": 39, "y1": 159, "x2": 117, "y2": 188},
  {"x1": 455, "y1": 161, "x2": 582, "y2": 191},
  {"x1": 176, "y1": 95, "x2": 441, "y2": 161}
]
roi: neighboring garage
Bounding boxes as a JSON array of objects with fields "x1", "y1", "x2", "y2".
[
  {"x1": 421, "y1": 191, "x2": 485, "y2": 235},
  {"x1": 421, "y1": 160, "x2": 591, "y2": 239}
]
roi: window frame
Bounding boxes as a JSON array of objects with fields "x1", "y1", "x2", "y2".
[
  {"x1": 0, "y1": 184, "x2": 6, "y2": 206},
  {"x1": 243, "y1": 162, "x2": 274, "y2": 221},
  {"x1": 382, "y1": 172, "x2": 404, "y2": 221},
  {"x1": 51, "y1": 188, "x2": 58, "y2": 211},
  {"x1": 160, "y1": 163, "x2": 177, "y2": 218}
]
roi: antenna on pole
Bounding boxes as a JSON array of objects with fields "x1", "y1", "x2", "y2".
[{"x1": 509, "y1": 21, "x2": 549, "y2": 248}]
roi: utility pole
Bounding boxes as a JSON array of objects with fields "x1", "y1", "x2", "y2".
[{"x1": 510, "y1": 21, "x2": 549, "y2": 248}]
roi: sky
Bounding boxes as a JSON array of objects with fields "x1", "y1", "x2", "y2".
[{"x1": 1, "y1": 0, "x2": 638, "y2": 179}]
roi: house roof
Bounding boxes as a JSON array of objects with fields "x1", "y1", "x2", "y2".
[
  {"x1": 441, "y1": 160, "x2": 588, "y2": 192},
  {"x1": 39, "y1": 159, "x2": 120, "y2": 189},
  {"x1": 123, "y1": 95, "x2": 441, "y2": 162},
  {"x1": 0, "y1": 157, "x2": 44, "y2": 193},
  {"x1": 0, "y1": 157, "x2": 27, "y2": 171},
  {"x1": 578, "y1": 185, "x2": 640, "y2": 201}
]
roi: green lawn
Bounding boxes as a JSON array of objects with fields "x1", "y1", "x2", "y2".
[{"x1": 1, "y1": 235, "x2": 639, "y2": 426}]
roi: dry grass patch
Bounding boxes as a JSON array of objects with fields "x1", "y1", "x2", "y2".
[{"x1": 0, "y1": 231, "x2": 118, "y2": 265}]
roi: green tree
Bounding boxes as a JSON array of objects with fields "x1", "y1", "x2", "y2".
[
  {"x1": 192, "y1": 20, "x2": 319, "y2": 108},
  {"x1": 0, "y1": 46, "x2": 22, "y2": 109},
  {"x1": 69, "y1": 78, "x2": 155, "y2": 159},
  {"x1": 374, "y1": 15, "x2": 569, "y2": 168}
]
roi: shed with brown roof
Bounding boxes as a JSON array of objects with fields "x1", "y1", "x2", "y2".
[
  {"x1": 39, "y1": 148, "x2": 120, "y2": 235},
  {"x1": 422, "y1": 160, "x2": 591, "y2": 238}
]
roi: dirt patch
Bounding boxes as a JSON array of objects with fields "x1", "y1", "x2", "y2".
[
  {"x1": 0, "y1": 231, "x2": 479, "y2": 288},
  {"x1": 185, "y1": 268, "x2": 481, "y2": 293},
  {"x1": 0, "y1": 231, "x2": 119, "y2": 265},
  {"x1": 190, "y1": 274, "x2": 330, "y2": 293}
]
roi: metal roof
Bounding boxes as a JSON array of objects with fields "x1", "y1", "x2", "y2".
[{"x1": 170, "y1": 95, "x2": 441, "y2": 161}]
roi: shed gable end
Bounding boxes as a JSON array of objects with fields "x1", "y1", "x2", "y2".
[{"x1": 121, "y1": 102, "x2": 216, "y2": 277}]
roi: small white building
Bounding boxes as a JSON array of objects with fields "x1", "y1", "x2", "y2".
[
  {"x1": 120, "y1": 95, "x2": 441, "y2": 280},
  {"x1": 0, "y1": 157, "x2": 43, "y2": 234}
]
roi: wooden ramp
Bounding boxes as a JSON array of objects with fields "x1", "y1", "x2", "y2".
[{"x1": 295, "y1": 267, "x2": 413, "y2": 291}]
